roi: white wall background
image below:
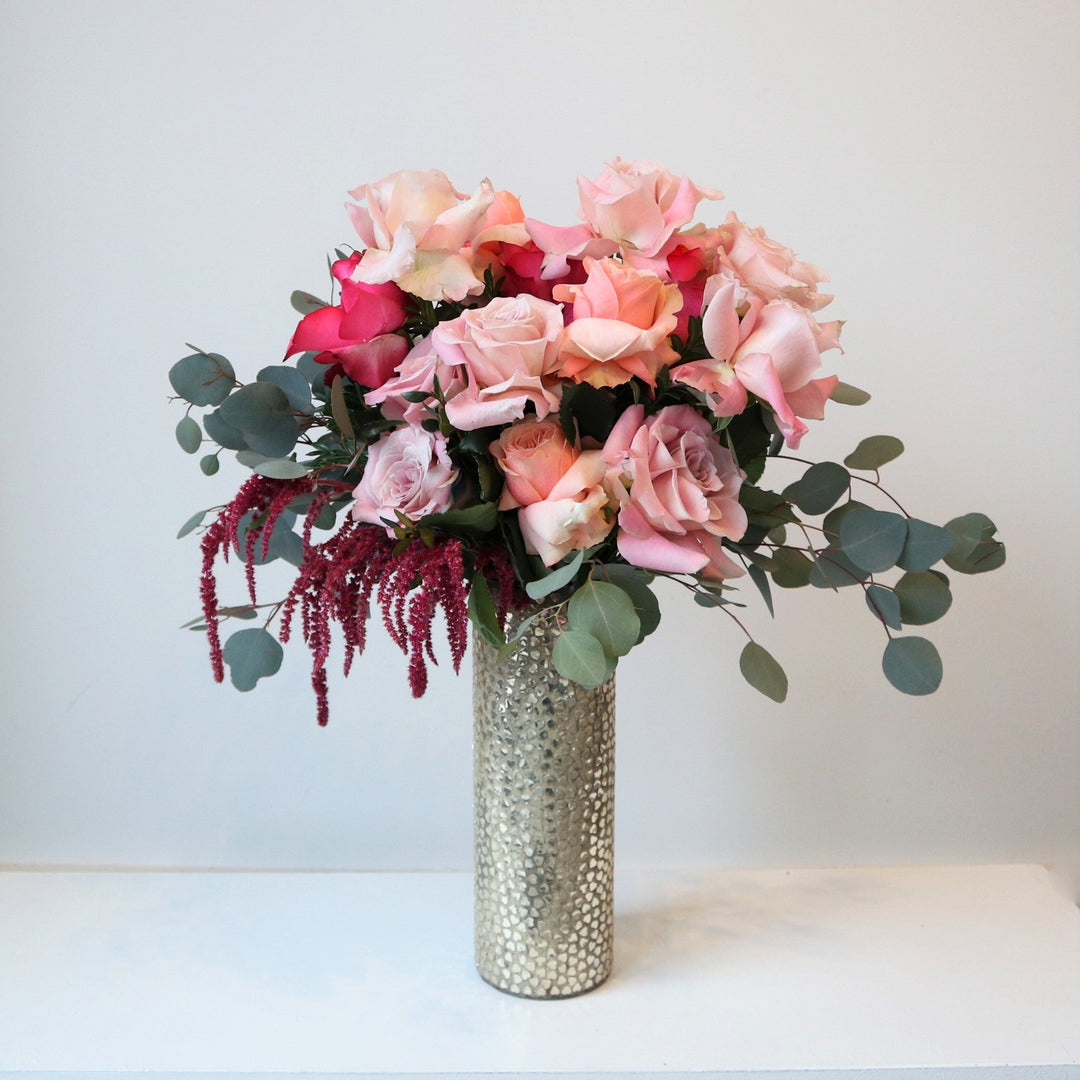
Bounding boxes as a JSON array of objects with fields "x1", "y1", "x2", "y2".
[{"x1": 1, "y1": 0, "x2": 1076, "y2": 889}]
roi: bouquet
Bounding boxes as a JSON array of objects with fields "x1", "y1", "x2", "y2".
[{"x1": 171, "y1": 160, "x2": 1004, "y2": 724}]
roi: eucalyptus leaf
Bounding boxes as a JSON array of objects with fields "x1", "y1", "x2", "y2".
[
  {"x1": 330, "y1": 375, "x2": 356, "y2": 442},
  {"x1": 169, "y1": 351, "x2": 236, "y2": 407},
  {"x1": 882, "y1": 636, "x2": 942, "y2": 695},
  {"x1": 552, "y1": 628, "x2": 611, "y2": 689},
  {"x1": 199, "y1": 454, "x2": 220, "y2": 476},
  {"x1": 844, "y1": 435, "x2": 904, "y2": 471},
  {"x1": 808, "y1": 547, "x2": 865, "y2": 589},
  {"x1": 898, "y1": 519, "x2": 954, "y2": 572},
  {"x1": 254, "y1": 458, "x2": 310, "y2": 480},
  {"x1": 177, "y1": 509, "x2": 207, "y2": 539},
  {"x1": 290, "y1": 290, "x2": 328, "y2": 314},
  {"x1": 839, "y1": 508, "x2": 907, "y2": 573},
  {"x1": 865, "y1": 584, "x2": 902, "y2": 630},
  {"x1": 567, "y1": 579, "x2": 640, "y2": 658},
  {"x1": 894, "y1": 570, "x2": 953, "y2": 625},
  {"x1": 739, "y1": 642, "x2": 788, "y2": 702},
  {"x1": 598, "y1": 573, "x2": 661, "y2": 642},
  {"x1": 257, "y1": 365, "x2": 314, "y2": 414},
  {"x1": 525, "y1": 550, "x2": 584, "y2": 600},
  {"x1": 822, "y1": 500, "x2": 871, "y2": 544},
  {"x1": 747, "y1": 563, "x2": 775, "y2": 617},
  {"x1": 830, "y1": 381, "x2": 871, "y2": 406},
  {"x1": 222, "y1": 627, "x2": 284, "y2": 692},
  {"x1": 268, "y1": 526, "x2": 304, "y2": 567},
  {"x1": 217, "y1": 382, "x2": 299, "y2": 457},
  {"x1": 203, "y1": 407, "x2": 249, "y2": 451},
  {"x1": 943, "y1": 513, "x2": 1005, "y2": 575},
  {"x1": 175, "y1": 415, "x2": 202, "y2": 454},
  {"x1": 794, "y1": 462, "x2": 850, "y2": 515},
  {"x1": 771, "y1": 547, "x2": 813, "y2": 589}
]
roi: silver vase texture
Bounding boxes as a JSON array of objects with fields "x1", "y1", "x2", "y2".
[{"x1": 472, "y1": 607, "x2": 616, "y2": 998}]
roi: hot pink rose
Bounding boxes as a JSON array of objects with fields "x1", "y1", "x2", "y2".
[
  {"x1": 717, "y1": 213, "x2": 833, "y2": 311},
  {"x1": 351, "y1": 426, "x2": 457, "y2": 534},
  {"x1": 433, "y1": 294, "x2": 564, "y2": 430},
  {"x1": 578, "y1": 159, "x2": 723, "y2": 259},
  {"x1": 553, "y1": 257, "x2": 682, "y2": 388},
  {"x1": 347, "y1": 169, "x2": 495, "y2": 302},
  {"x1": 491, "y1": 419, "x2": 614, "y2": 565},
  {"x1": 603, "y1": 404, "x2": 746, "y2": 579}
]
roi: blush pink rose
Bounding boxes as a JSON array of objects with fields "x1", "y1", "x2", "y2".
[
  {"x1": 603, "y1": 404, "x2": 746, "y2": 579},
  {"x1": 347, "y1": 169, "x2": 495, "y2": 302},
  {"x1": 433, "y1": 294, "x2": 564, "y2": 430},
  {"x1": 672, "y1": 275, "x2": 842, "y2": 448},
  {"x1": 363, "y1": 337, "x2": 467, "y2": 424},
  {"x1": 553, "y1": 257, "x2": 682, "y2": 388},
  {"x1": 717, "y1": 213, "x2": 833, "y2": 311},
  {"x1": 351, "y1": 426, "x2": 457, "y2": 534},
  {"x1": 578, "y1": 159, "x2": 723, "y2": 259},
  {"x1": 491, "y1": 419, "x2": 614, "y2": 565}
]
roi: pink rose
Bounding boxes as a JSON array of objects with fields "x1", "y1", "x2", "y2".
[
  {"x1": 553, "y1": 257, "x2": 682, "y2": 388},
  {"x1": 364, "y1": 338, "x2": 466, "y2": 424},
  {"x1": 433, "y1": 294, "x2": 564, "y2": 430},
  {"x1": 491, "y1": 419, "x2": 614, "y2": 566},
  {"x1": 603, "y1": 404, "x2": 746, "y2": 579},
  {"x1": 717, "y1": 213, "x2": 833, "y2": 311},
  {"x1": 351, "y1": 426, "x2": 457, "y2": 534},
  {"x1": 578, "y1": 159, "x2": 723, "y2": 259},
  {"x1": 672, "y1": 275, "x2": 842, "y2": 448},
  {"x1": 347, "y1": 169, "x2": 495, "y2": 302}
]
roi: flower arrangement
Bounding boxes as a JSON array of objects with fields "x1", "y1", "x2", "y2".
[{"x1": 171, "y1": 160, "x2": 1004, "y2": 724}]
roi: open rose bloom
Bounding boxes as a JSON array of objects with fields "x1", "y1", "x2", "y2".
[{"x1": 178, "y1": 160, "x2": 1003, "y2": 717}]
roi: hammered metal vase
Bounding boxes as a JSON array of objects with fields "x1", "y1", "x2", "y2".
[{"x1": 472, "y1": 607, "x2": 616, "y2": 998}]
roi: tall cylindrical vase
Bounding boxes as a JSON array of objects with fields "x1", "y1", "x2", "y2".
[{"x1": 472, "y1": 608, "x2": 616, "y2": 998}]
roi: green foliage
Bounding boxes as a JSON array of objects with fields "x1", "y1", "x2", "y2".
[
  {"x1": 552, "y1": 628, "x2": 612, "y2": 689},
  {"x1": 467, "y1": 573, "x2": 503, "y2": 648},
  {"x1": 199, "y1": 454, "x2": 220, "y2": 476},
  {"x1": 882, "y1": 636, "x2": 942, "y2": 695},
  {"x1": 217, "y1": 382, "x2": 300, "y2": 457},
  {"x1": 567, "y1": 579, "x2": 640, "y2": 658},
  {"x1": 897, "y1": 519, "x2": 954, "y2": 572},
  {"x1": 739, "y1": 642, "x2": 788, "y2": 702},
  {"x1": 222, "y1": 628, "x2": 283, "y2": 691},
  {"x1": 844, "y1": 435, "x2": 904, "y2": 471},
  {"x1": 254, "y1": 458, "x2": 310, "y2": 480},
  {"x1": 175, "y1": 415, "x2": 202, "y2": 454},
  {"x1": 808, "y1": 547, "x2": 865, "y2": 589},
  {"x1": 865, "y1": 584, "x2": 902, "y2": 630},
  {"x1": 894, "y1": 570, "x2": 952, "y2": 625},
  {"x1": 257, "y1": 365, "x2": 314, "y2": 414},
  {"x1": 830, "y1": 381, "x2": 871, "y2": 406},
  {"x1": 177, "y1": 509, "x2": 206, "y2": 539},
  {"x1": 169, "y1": 351, "x2": 235, "y2": 406},
  {"x1": 839, "y1": 508, "x2": 907, "y2": 573},
  {"x1": 525, "y1": 550, "x2": 585, "y2": 600},
  {"x1": 944, "y1": 513, "x2": 1005, "y2": 574},
  {"x1": 793, "y1": 462, "x2": 850, "y2": 515}
]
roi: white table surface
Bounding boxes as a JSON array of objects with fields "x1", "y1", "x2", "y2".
[{"x1": 1, "y1": 864, "x2": 1077, "y2": 1079}]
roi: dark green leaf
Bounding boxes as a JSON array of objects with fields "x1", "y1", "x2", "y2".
[
  {"x1": 596, "y1": 570, "x2": 661, "y2": 642},
  {"x1": 898, "y1": 519, "x2": 954, "y2": 572},
  {"x1": 175, "y1": 415, "x2": 202, "y2": 454},
  {"x1": 199, "y1": 454, "x2": 220, "y2": 476},
  {"x1": 739, "y1": 642, "x2": 788, "y2": 702},
  {"x1": 844, "y1": 435, "x2": 904, "y2": 471},
  {"x1": 839, "y1": 508, "x2": 907, "y2": 573},
  {"x1": 793, "y1": 462, "x2": 850, "y2": 515},
  {"x1": 177, "y1": 509, "x2": 206, "y2": 539},
  {"x1": 467, "y1": 573, "x2": 503, "y2": 648},
  {"x1": 865, "y1": 584, "x2": 902, "y2": 630},
  {"x1": 222, "y1": 628, "x2": 283, "y2": 691},
  {"x1": 882, "y1": 636, "x2": 942, "y2": 695},
  {"x1": 740, "y1": 485, "x2": 799, "y2": 527},
  {"x1": 894, "y1": 570, "x2": 952, "y2": 625},
  {"x1": 525, "y1": 549, "x2": 585, "y2": 600},
  {"x1": 808, "y1": 547, "x2": 865, "y2": 589},
  {"x1": 330, "y1": 375, "x2": 356, "y2": 442},
  {"x1": 746, "y1": 563, "x2": 774, "y2": 617},
  {"x1": 830, "y1": 381, "x2": 871, "y2": 406},
  {"x1": 552, "y1": 628, "x2": 611, "y2": 689},
  {"x1": 559, "y1": 383, "x2": 618, "y2": 442},
  {"x1": 169, "y1": 352, "x2": 235, "y2": 407},
  {"x1": 567, "y1": 579, "x2": 640, "y2": 658},
  {"x1": 822, "y1": 499, "x2": 871, "y2": 544},
  {"x1": 418, "y1": 502, "x2": 498, "y2": 534}
]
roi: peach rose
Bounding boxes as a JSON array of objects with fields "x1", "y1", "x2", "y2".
[
  {"x1": 553, "y1": 257, "x2": 682, "y2": 388},
  {"x1": 603, "y1": 404, "x2": 746, "y2": 579},
  {"x1": 351, "y1": 426, "x2": 457, "y2": 534},
  {"x1": 347, "y1": 169, "x2": 494, "y2": 302},
  {"x1": 718, "y1": 212, "x2": 833, "y2": 311},
  {"x1": 578, "y1": 159, "x2": 723, "y2": 258},
  {"x1": 491, "y1": 418, "x2": 613, "y2": 566},
  {"x1": 434, "y1": 294, "x2": 564, "y2": 430}
]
